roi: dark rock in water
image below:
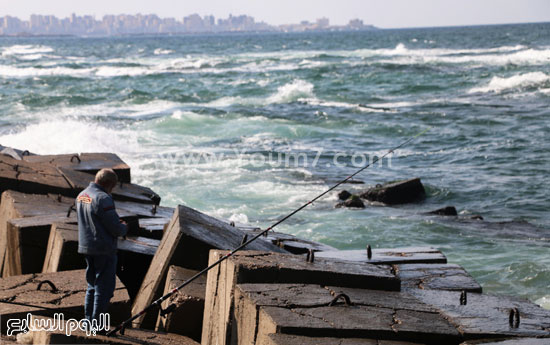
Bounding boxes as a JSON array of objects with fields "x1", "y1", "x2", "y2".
[
  {"x1": 342, "y1": 179, "x2": 365, "y2": 184},
  {"x1": 338, "y1": 190, "x2": 352, "y2": 201},
  {"x1": 336, "y1": 195, "x2": 365, "y2": 209},
  {"x1": 427, "y1": 206, "x2": 458, "y2": 216},
  {"x1": 361, "y1": 178, "x2": 426, "y2": 205}
]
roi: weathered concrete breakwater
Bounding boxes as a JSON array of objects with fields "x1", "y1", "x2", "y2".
[{"x1": 0, "y1": 147, "x2": 548, "y2": 344}]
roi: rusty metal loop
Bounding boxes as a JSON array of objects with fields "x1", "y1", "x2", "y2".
[
  {"x1": 67, "y1": 205, "x2": 76, "y2": 217},
  {"x1": 37, "y1": 280, "x2": 58, "y2": 292},
  {"x1": 460, "y1": 290, "x2": 467, "y2": 305},
  {"x1": 366, "y1": 244, "x2": 372, "y2": 260},
  {"x1": 509, "y1": 307, "x2": 520, "y2": 328},
  {"x1": 70, "y1": 154, "x2": 81, "y2": 163},
  {"x1": 160, "y1": 303, "x2": 177, "y2": 318},
  {"x1": 306, "y1": 249, "x2": 315, "y2": 263},
  {"x1": 240, "y1": 234, "x2": 248, "y2": 246},
  {"x1": 328, "y1": 293, "x2": 352, "y2": 307}
]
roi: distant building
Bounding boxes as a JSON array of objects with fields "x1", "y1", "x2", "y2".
[
  {"x1": 316, "y1": 17, "x2": 330, "y2": 28},
  {"x1": 0, "y1": 13, "x2": 376, "y2": 36}
]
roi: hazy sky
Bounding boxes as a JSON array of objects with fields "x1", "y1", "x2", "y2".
[{"x1": 1, "y1": 0, "x2": 549, "y2": 28}]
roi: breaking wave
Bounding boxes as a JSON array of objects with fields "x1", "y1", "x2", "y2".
[
  {"x1": 267, "y1": 80, "x2": 314, "y2": 103},
  {"x1": 1, "y1": 44, "x2": 54, "y2": 56},
  {"x1": 469, "y1": 72, "x2": 550, "y2": 94},
  {"x1": 0, "y1": 119, "x2": 141, "y2": 155}
]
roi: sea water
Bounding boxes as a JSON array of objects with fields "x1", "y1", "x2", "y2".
[{"x1": 0, "y1": 23, "x2": 549, "y2": 308}]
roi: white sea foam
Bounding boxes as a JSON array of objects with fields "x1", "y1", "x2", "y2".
[
  {"x1": 257, "y1": 79, "x2": 270, "y2": 87},
  {"x1": 0, "y1": 64, "x2": 165, "y2": 78},
  {"x1": 202, "y1": 80, "x2": 314, "y2": 107},
  {"x1": 536, "y1": 296, "x2": 550, "y2": 310},
  {"x1": 167, "y1": 56, "x2": 221, "y2": 70},
  {"x1": 94, "y1": 66, "x2": 158, "y2": 77},
  {"x1": 2, "y1": 43, "x2": 544, "y2": 81},
  {"x1": 0, "y1": 65, "x2": 94, "y2": 78},
  {"x1": 16, "y1": 53, "x2": 44, "y2": 61},
  {"x1": 267, "y1": 80, "x2": 314, "y2": 104},
  {"x1": 154, "y1": 48, "x2": 174, "y2": 55},
  {"x1": 227, "y1": 44, "x2": 543, "y2": 69},
  {"x1": 228, "y1": 213, "x2": 249, "y2": 224},
  {"x1": 469, "y1": 72, "x2": 550, "y2": 94},
  {"x1": 0, "y1": 119, "x2": 141, "y2": 155},
  {"x1": 205, "y1": 96, "x2": 263, "y2": 107},
  {"x1": 169, "y1": 110, "x2": 221, "y2": 126},
  {"x1": 9, "y1": 100, "x2": 181, "y2": 123},
  {"x1": 1, "y1": 44, "x2": 54, "y2": 56},
  {"x1": 370, "y1": 44, "x2": 550, "y2": 66},
  {"x1": 301, "y1": 98, "x2": 392, "y2": 112}
]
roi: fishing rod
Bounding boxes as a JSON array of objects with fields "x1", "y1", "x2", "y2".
[{"x1": 107, "y1": 126, "x2": 431, "y2": 337}]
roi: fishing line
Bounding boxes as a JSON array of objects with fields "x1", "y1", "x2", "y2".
[{"x1": 107, "y1": 126, "x2": 431, "y2": 336}]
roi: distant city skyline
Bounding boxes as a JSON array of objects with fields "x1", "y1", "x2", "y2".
[
  {"x1": 1, "y1": 0, "x2": 549, "y2": 29},
  {"x1": 0, "y1": 13, "x2": 374, "y2": 36}
]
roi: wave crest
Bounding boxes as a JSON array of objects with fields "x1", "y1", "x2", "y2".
[
  {"x1": 1, "y1": 44, "x2": 54, "y2": 56},
  {"x1": 267, "y1": 80, "x2": 314, "y2": 104},
  {"x1": 469, "y1": 72, "x2": 550, "y2": 94}
]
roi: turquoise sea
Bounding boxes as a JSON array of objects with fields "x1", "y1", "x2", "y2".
[{"x1": 0, "y1": 23, "x2": 549, "y2": 307}]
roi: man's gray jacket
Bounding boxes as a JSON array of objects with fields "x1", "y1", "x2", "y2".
[{"x1": 77, "y1": 182, "x2": 127, "y2": 256}]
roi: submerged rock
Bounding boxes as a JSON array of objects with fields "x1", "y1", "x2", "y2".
[
  {"x1": 426, "y1": 206, "x2": 458, "y2": 216},
  {"x1": 338, "y1": 190, "x2": 352, "y2": 201},
  {"x1": 336, "y1": 194, "x2": 365, "y2": 209},
  {"x1": 361, "y1": 178, "x2": 426, "y2": 205}
]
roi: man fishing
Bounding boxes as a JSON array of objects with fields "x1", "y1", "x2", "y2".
[{"x1": 76, "y1": 168, "x2": 127, "y2": 323}]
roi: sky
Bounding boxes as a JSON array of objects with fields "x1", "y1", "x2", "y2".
[{"x1": 1, "y1": 0, "x2": 549, "y2": 28}]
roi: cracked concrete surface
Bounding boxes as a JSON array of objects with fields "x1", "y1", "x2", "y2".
[
  {"x1": 233, "y1": 283, "x2": 461, "y2": 345},
  {"x1": 0, "y1": 269, "x2": 130, "y2": 333}
]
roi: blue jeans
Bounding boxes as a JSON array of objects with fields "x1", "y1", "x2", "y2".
[{"x1": 84, "y1": 254, "x2": 117, "y2": 322}]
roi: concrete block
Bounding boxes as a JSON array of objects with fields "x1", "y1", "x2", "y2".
[
  {"x1": 240, "y1": 228, "x2": 337, "y2": 254},
  {"x1": 261, "y1": 334, "x2": 422, "y2": 345},
  {"x1": 316, "y1": 247, "x2": 447, "y2": 265},
  {"x1": 36, "y1": 221, "x2": 159, "y2": 301},
  {"x1": 42, "y1": 223, "x2": 83, "y2": 273},
  {"x1": 410, "y1": 289, "x2": 550, "y2": 339},
  {"x1": 0, "y1": 155, "x2": 160, "y2": 204},
  {"x1": 0, "y1": 155, "x2": 73, "y2": 196},
  {"x1": 5, "y1": 215, "x2": 76, "y2": 276},
  {"x1": 27, "y1": 316, "x2": 199, "y2": 345},
  {"x1": 396, "y1": 263, "x2": 482, "y2": 292},
  {"x1": 233, "y1": 283, "x2": 460, "y2": 345},
  {"x1": 131, "y1": 205, "x2": 286, "y2": 329},
  {"x1": 0, "y1": 269, "x2": 130, "y2": 334},
  {"x1": 155, "y1": 265, "x2": 206, "y2": 342},
  {"x1": 23, "y1": 152, "x2": 132, "y2": 183},
  {"x1": 0, "y1": 190, "x2": 74, "y2": 275},
  {"x1": 201, "y1": 250, "x2": 400, "y2": 345}
]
